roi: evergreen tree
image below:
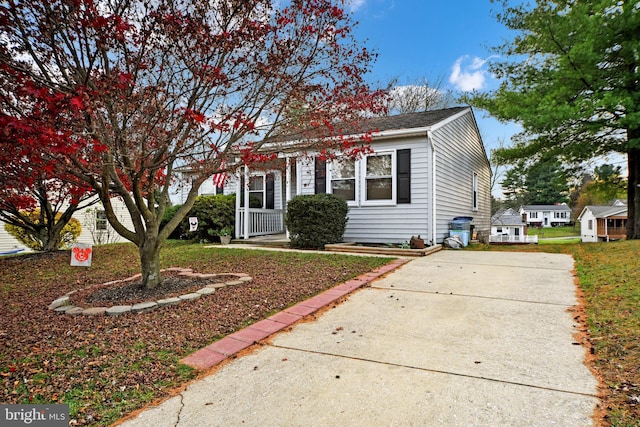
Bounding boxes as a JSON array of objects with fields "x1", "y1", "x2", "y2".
[{"x1": 468, "y1": 0, "x2": 640, "y2": 238}]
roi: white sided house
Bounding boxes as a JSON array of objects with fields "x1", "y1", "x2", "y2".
[
  {"x1": 187, "y1": 107, "x2": 492, "y2": 246},
  {"x1": 0, "y1": 197, "x2": 135, "y2": 254},
  {"x1": 520, "y1": 204, "x2": 571, "y2": 228},
  {"x1": 577, "y1": 201, "x2": 627, "y2": 243},
  {"x1": 489, "y1": 208, "x2": 536, "y2": 244}
]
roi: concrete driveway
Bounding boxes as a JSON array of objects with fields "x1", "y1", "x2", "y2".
[{"x1": 117, "y1": 250, "x2": 599, "y2": 426}]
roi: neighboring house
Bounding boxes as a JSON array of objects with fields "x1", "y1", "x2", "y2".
[
  {"x1": 577, "y1": 201, "x2": 627, "y2": 242},
  {"x1": 489, "y1": 208, "x2": 537, "y2": 244},
  {"x1": 181, "y1": 107, "x2": 492, "y2": 246},
  {"x1": 0, "y1": 197, "x2": 135, "y2": 254},
  {"x1": 520, "y1": 204, "x2": 571, "y2": 227}
]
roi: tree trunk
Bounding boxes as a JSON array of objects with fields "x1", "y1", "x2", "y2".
[
  {"x1": 627, "y1": 132, "x2": 640, "y2": 239},
  {"x1": 139, "y1": 237, "x2": 162, "y2": 289}
]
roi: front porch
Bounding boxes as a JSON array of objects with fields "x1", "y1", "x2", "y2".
[
  {"x1": 233, "y1": 159, "x2": 293, "y2": 240},
  {"x1": 597, "y1": 217, "x2": 627, "y2": 241},
  {"x1": 236, "y1": 208, "x2": 285, "y2": 238}
]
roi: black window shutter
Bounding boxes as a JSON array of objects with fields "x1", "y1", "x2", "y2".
[
  {"x1": 315, "y1": 158, "x2": 326, "y2": 194},
  {"x1": 266, "y1": 173, "x2": 275, "y2": 209},
  {"x1": 397, "y1": 149, "x2": 411, "y2": 204}
]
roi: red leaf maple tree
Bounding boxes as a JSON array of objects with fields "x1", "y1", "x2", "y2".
[
  {"x1": 0, "y1": 0, "x2": 386, "y2": 288},
  {"x1": 0, "y1": 61, "x2": 99, "y2": 251}
]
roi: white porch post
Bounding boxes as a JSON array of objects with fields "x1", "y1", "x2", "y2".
[
  {"x1": 285, "y1": 157, "x2": 292, "y2": 238},
  {"x1": 235, "y1": 170, "x2": 241, "y2": 239},
  {"x1": 243, "y1": 165, "x2": 250, "y2": 239}
]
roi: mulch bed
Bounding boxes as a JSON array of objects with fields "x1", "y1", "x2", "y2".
[{"x1": 71, "y1": 273, "x2": 227, "y2": 306}]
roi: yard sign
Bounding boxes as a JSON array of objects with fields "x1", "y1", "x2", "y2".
[{"x1": 70, "y1": 243, "x2": 92, "y2": 267}]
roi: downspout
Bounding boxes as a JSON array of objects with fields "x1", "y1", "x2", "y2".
[{"x1": 427, "y1": 130, "x2": 437, "y2": 246}]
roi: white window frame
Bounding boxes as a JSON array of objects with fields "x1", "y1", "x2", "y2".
[
  {"x1": 241, "y1": 172, "x2": 266, "y2": 208},
  {"x1": 327, "y1": 150, "x2": 397, "y2": 207},
  {"x1": 361, "y1": 150, "x2": 396, "y2": 206},
  {"x1": 328, "y1": 158, "x2": 358, "y2": 207},
  {"x1": 95, "y1": 209, "x2": 108, "y2": 231}
]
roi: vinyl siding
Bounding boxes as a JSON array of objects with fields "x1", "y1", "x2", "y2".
[
  {"x1": 432, "y1": 110, "x2": 491, "y2": 243},
  {"x1": 579, "y1": 209, "x2": 598, "y2": 243},
  {"x1": 297, "y1": 137, "x2": 431, "y2": 245},
  {"x1": 293, "y1": 109, "x2": 491, "y2": 245}
]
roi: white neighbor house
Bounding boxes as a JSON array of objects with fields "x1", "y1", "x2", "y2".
[
  {"x1": 577, "y1": 200, "x2": 628, "y2": 242},
  {"x1": 176, "y1": 107, "x2": 492, "y2": 246},
  {"x1": 489, "y1": 208, "x2": 536, "y2": 244},
  {"x1": 0, "y1": 197, "x2": 135, "y2": 254},
  {"x1": 520, "y1": 204, "x2": 572, "y2": 228}
]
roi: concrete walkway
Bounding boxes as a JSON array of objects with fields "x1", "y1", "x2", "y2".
[{"x1": 116, "y1": 251, "x2": 599, "y2": 427}]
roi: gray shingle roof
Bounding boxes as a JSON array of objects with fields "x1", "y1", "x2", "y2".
[
  {"x1": 492, "y1": 208, "x2": 525, "y2": 226},
  {"x1": 521, "y1": 204, "x2": 571, "y2": 212},
  {"x1": 264, "y1": 106, "x2": 469, "y2": 144},
  {"x1": 345, "y1": 107, "x2": 469, "y2": 133},
  {"x1": 585, "y1": 205, "x2": 627, "y2": 218}
]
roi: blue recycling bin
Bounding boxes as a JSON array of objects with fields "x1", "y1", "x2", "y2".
[{"x1": 449, "y1": 216, "x2": 473, "y2": 246}]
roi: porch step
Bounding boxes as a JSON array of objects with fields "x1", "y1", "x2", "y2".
[
  {"x1": 324, "y1": 242, "x2": 442, "y2": 257},
  {"x1": 231, "y1": 237, "x2": 290, "y2": 248}
]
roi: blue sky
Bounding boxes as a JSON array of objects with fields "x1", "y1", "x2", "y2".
[{"x1": 346, "y1": 0, "x2": 522, "y2": 155}]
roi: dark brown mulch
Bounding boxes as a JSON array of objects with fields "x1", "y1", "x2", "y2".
[{"x1": 71, "y1": 273, "x2": 228, "y2": 306}]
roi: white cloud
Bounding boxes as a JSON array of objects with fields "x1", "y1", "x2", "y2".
[
  {"x1": 346, "y1": 0, "x2": 366, "y2": 13},
  {"x1": 449, "y1": 55, "x2": 494, "y2": 92}
]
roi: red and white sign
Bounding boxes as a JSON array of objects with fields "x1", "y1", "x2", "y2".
[{"x1": 70, "y1": 243, "x2": 92, "y2": 267}]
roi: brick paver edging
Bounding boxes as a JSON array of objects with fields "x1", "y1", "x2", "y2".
[
  {"x1": 180, "y1": 257, "x2": 411, "y2": 370},
  {"x1": 47, "y1": 268, "x2": 252, "y2": 317}
]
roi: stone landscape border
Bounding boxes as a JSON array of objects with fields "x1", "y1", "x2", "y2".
[{"x1": 47, "y1": 267, "x2": 252, "y2": 317}]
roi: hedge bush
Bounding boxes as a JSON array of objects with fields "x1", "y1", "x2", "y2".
[
  {"x1": 181, "y1": 194, "x2": 235, "y2": 242},
  {"x1": 285, "y1": 193, "x2": 348, "y2": 249}
]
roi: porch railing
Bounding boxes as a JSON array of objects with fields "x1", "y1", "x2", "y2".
[
  {"x1": 237, "y1": 208, "x2": 285, "y2": 238},
  {"x1": 598, "y1": 227, "x2": 626, "y2": 238},
  {"x1": 489, "y1": 234, "x2": 538, "y2": 244}
]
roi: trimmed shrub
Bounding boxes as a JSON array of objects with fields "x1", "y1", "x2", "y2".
[
  {"x1": 182, "y1": 194, "x2": 235, "y2": 242},
  {"x1": 285, "y1": 193, "x2": 348, "y2": 249},
  {"x1": 4, "y1": 209, "x2": 82, "y2": 251}
]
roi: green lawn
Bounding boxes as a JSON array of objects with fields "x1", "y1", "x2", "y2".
[
  {"x1": 527, "y1": 225, "x2": 581, "y2": 238},
  {"x1": 537, "y1": 237, "x2": 581, "y2": 245},
  {"x1": 469, "y1": 240, "x2": 640, "y2": 426}
]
